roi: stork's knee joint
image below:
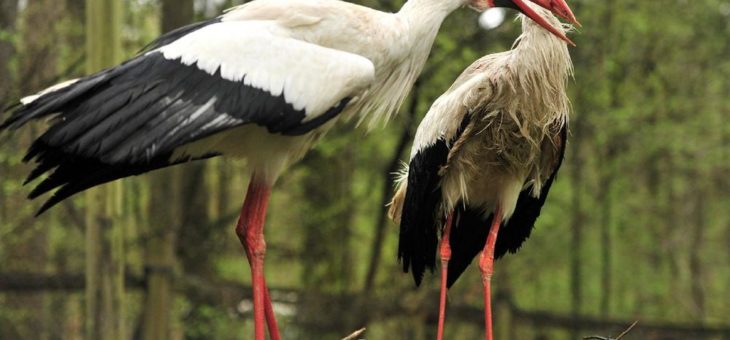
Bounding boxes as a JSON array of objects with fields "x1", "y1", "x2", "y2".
[
  {"x1": 439, "y1": 243, "x2": 452, "y2": 261},
  {"x1": 479, "y1": 253, "x2": 495, "y2": 277},
  {"x1": 245, "y1": 234, "x2": 266, "y2": 258}
]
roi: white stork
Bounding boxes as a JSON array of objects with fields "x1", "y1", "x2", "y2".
[
  {"x1": 1, "y1": 0, "x2": 577, "y2": 338},
  {"x1": 389, "y1": 3, "x2": 574, "y2": 339}
]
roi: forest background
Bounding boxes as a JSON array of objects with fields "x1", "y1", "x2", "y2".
[{"x1": 1, "y1": 0, "x2": 729, "y2": 339}]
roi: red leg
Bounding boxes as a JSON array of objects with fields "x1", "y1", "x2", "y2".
[
  {"x1": 436, "y1": 213, "x2": 454, "y2": 340},
  {"x1": 479, "y1": 205, "x2": 502, "y2": 340},
  {"x1": 236, "y1": 227, "x2": 280, "y2": 339},
  {"x1": 235, "y1": 173, "x2": 279, "y2": 340},
  {"x1": 263, "y1": 278, "x2": 281, "y2": 340}
]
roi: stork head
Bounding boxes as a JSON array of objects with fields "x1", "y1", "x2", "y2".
[{"x1": 471, "y1": 0, "x2": 578, "y2": 46}]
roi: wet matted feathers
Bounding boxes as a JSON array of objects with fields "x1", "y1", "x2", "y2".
[{"x1": 446, "y1": 124, "x2": 567, "y2": 287}]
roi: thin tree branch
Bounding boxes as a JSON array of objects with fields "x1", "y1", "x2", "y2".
[
  {"x1": 615, "y1": 321, "x2": 639, "y2": 339},
  {"x1": 341, "y1": 327, "x2": 366, "y2": 340},
  {"x1": 582, "y1": 320, "x2": 638, "y2": 340}
]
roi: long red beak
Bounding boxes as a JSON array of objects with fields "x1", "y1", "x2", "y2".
[
  {"x1": 513, "y1": 0, "x2": 576, "y2": 46},
  {"x1": 530, "y1": 0, "x2": 581, "y2": 27}
]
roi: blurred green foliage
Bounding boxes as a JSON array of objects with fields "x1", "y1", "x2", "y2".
[{"x1": 0, "y1": 0, "x2": 729, "y2": 339}]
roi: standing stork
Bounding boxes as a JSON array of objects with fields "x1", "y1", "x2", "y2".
[
  {"x1": 1, "y1": 0, "x2": 577, "y2": 338},
  {"x1": 389, "y1": 3, "x2": 574, "y2": 340}
]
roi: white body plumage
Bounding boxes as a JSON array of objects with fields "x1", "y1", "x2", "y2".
[{"x1": 163, "y1": 0, "x2": 468, "y2": 183}]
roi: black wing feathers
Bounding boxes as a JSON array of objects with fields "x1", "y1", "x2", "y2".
[
  {"x1": 398, "y1": 140, "x2": 449, "y2": 286},
  {"x1": 27, "y1": 140, "x2": 217, "y2": 215},
  {"x1": 398, "y1": 115, "x2": 472, "y2": 286},
  {"x1": 1, "y1": 29, "x2": 351, "y2": 213},
  {"x1": 1, "y1": 72, "x2": 110, "y2": 130},
  {"x1": 446, "y1": 124, "x2": 568, "y2": 287}
]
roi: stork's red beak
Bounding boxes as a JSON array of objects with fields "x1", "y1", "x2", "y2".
[
  {"x1": 514, "y1": 0, "x2": 576, "y2": 46},
  {"x1": 529, "y1": 0, "x2": 581, "y2": 27}
]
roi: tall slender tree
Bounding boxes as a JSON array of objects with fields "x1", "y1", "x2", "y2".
[
  {"x1": 84, "y1": 1, "x2": 125, "y2": 339},
  {"x1": 141, "y1": 2, "x2": 194, "y2": 339},
  {"x1": 0, "y1": 0, "x2": 17, "y2": 105}
]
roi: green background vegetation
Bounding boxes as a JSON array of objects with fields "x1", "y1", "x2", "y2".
[{"x1": 0, "y1": 0, "x2": 729, "y2": 339}]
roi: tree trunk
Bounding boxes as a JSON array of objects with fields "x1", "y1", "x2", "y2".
[
  {"x1": 598, "y1": 2, "x2": 620, "y2": 313},
  {"x1": 363, "y1": 83, "x2": 419, "y2": 292},
  {"x1": 597, "y1": 165, "x2": 613, "y2": 317},
  {"x1": 296, "y1": 128, "x2": 358, "y2": 337},
  {"x1": 2, "y1": 1, "x2": 59, "y2": 338},
  {"x1": 162, "y1": 0, "x2": 194, "y2": 29},
  {"x1": 0, "y1": 0, "x2": 17, "y2": 105},
  {"x1": 85, "y1": 1, "x2": 125, "y2": 339},
  {"x1": 143, "y1": 168, "x2": 181, "y2": 340},
  {"x1": 569, "y1": 116, "x2": 585, "y2": 339},
  {"x1": 0, "y1": 0, "x2": 18, "y2": 244},
  {"x1": 300, "y1": 145, "x2": 357, "y2": 292},
  {"x1": 689, "y1": 179, "x2": 706, "y2": 321},
  {"x1": 141, "y1": 1, "x2": 195, "y2": 339}
]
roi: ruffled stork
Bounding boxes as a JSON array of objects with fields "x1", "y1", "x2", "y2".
[
  {"x1": 1, "y1": 0, "x2": 577, "y2": 338},
  {"x1": 389, "y1": 4, "x2": 574, "y2": 340}
]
